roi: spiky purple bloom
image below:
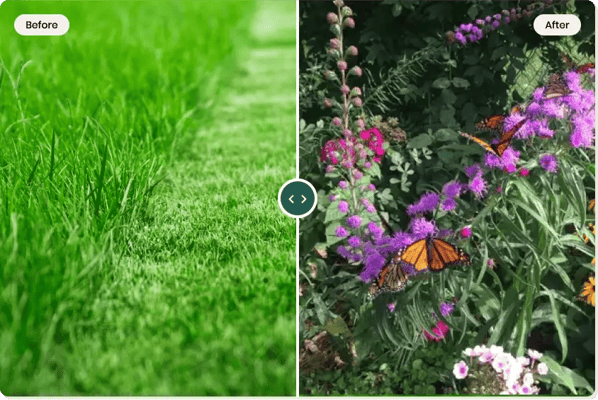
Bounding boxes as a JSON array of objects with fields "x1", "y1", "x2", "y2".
[
  {"x1": 443, "y1": 181, "x2": 462, "y2": 198},
  {"x1": 520, "y1": 168, "x2": 530, "y2": 177},
  {"x1": 365, "y1": 204, "x2": 376, "y2": 213},
  {"x1": 325, "y1": 165, "x2": 335, "y2": 173},
  {"x1": 387, "y1": 302, "x2": 396, "y2": 312},
  {"x1": 570, "y1": 113, "x2": 595, "y2": 148},
  {"x1": 335, "y1": 226, "x2": 349, "y2": 238},
  {"x1": 441, "y1": 198, "x2": 457, "y2": 212},
  {"x1": 500, "y1": 147, "x2": 520, "y2": 171},
  {"x1": 367, "y1": 221, "x2": 384, "y2": 239},
  {"x1": 339, "y1": 180, "x2": 348, "y2": 189},
  {"x1": 338, "y1": 200, "x2": 349, "y2": 214},
  {"x1": 346, "y1": 215, "x2": 363, "y2": 229},
  {"x1": 539, "y1": 154, "x2": 558, "y2": 173},
  {"x1": 464, "y1": 163, "x2": 481, "y2": 178},
  {"x1": 469, "y1": 174, "x2": 487, "y2": 198},
  {"x1": 440, "y1": 301, "x2": 455, "y2": 316},
  {"x1": 347, "y1": 235, "x2": 361, "y2": 248},
  {"x1": 410, "y1": 217, "x2": 437, "y2": 239},
  {"x1": 354, "y1": 170, "x2": 363, "y2": 180},
  {"x1": 484, "y1": 153, "x2": 502, "y2": 169},
  {"x1": 368, "y1": 184, "x2": 376, "y2": 191},
  {"x1": 337, "y1": 245, "x2": 352, "y2": 260},
  {"x1": 364, "y1": 161, "x2": 372, "y2": 169},
  {"x1": 329, "y1": 194, "x2": 338, "y2": 202}
]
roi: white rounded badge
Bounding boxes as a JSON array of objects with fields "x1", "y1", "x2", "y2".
[
  {"x1": 533, "y1": 14, "x2": 581, "y2": 36},
  {"x1": 15, "y1": 14, "x2": 70, "y2": 36}
]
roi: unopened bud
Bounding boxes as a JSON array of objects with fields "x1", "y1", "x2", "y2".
[
  {"x1": 356, "y1": 119, "x2": 365, "y2": 130},
  {"x1": 337, "y1": 61, "x2": 348, "y2": 72},
  {"x1": 340, "y1": 84, "x2": 350, "y2": 95},
  {"x1": 333, "y1": 0, "x2": 344, "y2": 7},
  {"x1": 343, "y1": 17, "x2": 355, "y2": 28},
  {"x1": 324, "y1": 70, "x2": 338, "y2": 81},
  {"x1": 324, "y1": 98, "x2": 333, "y2": 108},
  {"x1": 349, "y1": 66, "x2": 362, "y2": 77},
  {"x1": 330, "y1": 38, "x2": 341, "y2": 50},
  {"x1": 327, "y1": 48, "x2": 341, "y2": 58},
  {"x1": 332, "y1": 117, "x2": 342, "y2": 126},
  {"x1": 351, "y1": 97, "x2": 363, "y2": 107},
  {"x1": 346, "y1": 45, "x2": 358, "y2": 56},
  {"x1": 341, "y1": 6, "x2": 353, "y2": 16},
  {"x1": 330, "y1": 23, "x2": 342, "y2": 37},
  {"x1": 350, "y1": 87, "x2": 362, "y2": 97},
  {"x1": 326, "y1": 12, "x2": 339, "y2": 25}
]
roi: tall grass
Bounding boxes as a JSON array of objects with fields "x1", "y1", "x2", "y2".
[{"x1": 0, "y1": 1, "x2": 253, "y2": 393}]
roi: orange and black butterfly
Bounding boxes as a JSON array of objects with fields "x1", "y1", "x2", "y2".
[
  {"x1": 460, "y1": 118, "x2": 527, "y2": 158},
  {"x1": 368, "y1": 253, "x2": 410, "y2": 298},
  {"x1": 396, "y1": 237, "x2": 471, "y2": 273},
  {"x1": 575, "y1": 63, "x2": 595, "y2": 74},
  {"x1": 583, "y1": 222, "x2": 595, "y2": 244},
  {"x1": 545, "y1": 73, "x2": 571, "y2": 99},
  {"x1": 475, "y1": 105, "x2": 524, "y2": 133},
  {"x1": 577, "y1": 273, "x2": 595, "y2": 307},
  {"x1": 589, "y1": 199, "x2": 595, "y2": 213}
]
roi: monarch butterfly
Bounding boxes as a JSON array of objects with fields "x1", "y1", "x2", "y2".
[
  {"x1": 475, "y1": 114, "x2": 506, "y2": 133},
  {"x1": 397, "y1": 237, "x2": 471, "y2": 272},
  {"x1": 460, "y1": 118, "x2": 527, "y2": 158},
  {"x1": 368, "y1": 253, "x2": 410, "y2": 298},
  {"x1": 577, "y1": 273, "x2": 595, "y2": 307},
  {"x1": 545, "y1": 73, "x2": 571, "y2": 99},
  {"x1": 583, "y1": 222, "x2": 595, "y2": 244},
  {"x1": 474, "y1": 105, "x2": 524, "y2": 134},
  {"x1": 575, "y1": 63, "x2": 595, "y2": 74},
  {"x1": 589, "y1": 199, "x2": 595, "y2": 213}
]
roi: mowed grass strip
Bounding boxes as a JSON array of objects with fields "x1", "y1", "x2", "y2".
[
  {"x1": 62, "y1": 1, "x2": 296, "y2": 395},
  {"x1": 0, "y1": 1, "x2": 265, "y2": 395}
]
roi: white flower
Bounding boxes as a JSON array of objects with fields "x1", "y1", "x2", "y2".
[
  {"x1": 518, "y1": 385, "x2": 534, "y2": 395},
  {"x1": 478, "y1": 350, "x2": 493, "y2": 363},
  {"x1": 453, "y1": 360, "x2": 469, "y2": 379},
  {"x1": 473, "y1": 345, "x2": 486, "y2": 356},
  {"x1": 492, "y1": 353, "x2": 510, "y2": 373},
  {"x1": 527, "y1": 349, "x2": 543, "y2": 360},
  {"x1": 537, "y1": 362, "x2": 548, "y2": 375},
  {"x1": 463, "y1": 347, "x2": 474, "y2": 356},
  {"x1": 523, "y1": 372, "x2": 534, "y2": 386},
  {"x1": 516, "y1": 356, "x2": 531, "y2": 367},
  {"x1": 490, "y1": 345, "x2": 504, "y2": 356}
]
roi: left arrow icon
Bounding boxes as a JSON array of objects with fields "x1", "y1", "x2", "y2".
[{"x1": 289, "y1": 195, "x2": 294, "y2": 204}]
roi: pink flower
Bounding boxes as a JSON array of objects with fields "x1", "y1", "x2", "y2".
[
  {"x1": 453, "y1": 361, "x2": 469, "y2": 379},
  {"x1": 520, "y1": 168, "x2": 530, "y2": 177},
  {"x1": 460, "y1": 226, "x2": 472, "y2": 238}
]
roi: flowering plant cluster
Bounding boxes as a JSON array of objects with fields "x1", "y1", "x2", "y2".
[
  {"x1": 453, "y1": 347, "x2": 548, "y2": 395},
  {"x1": 446, "y1": 0, "x2": 569, "y2": 46}
]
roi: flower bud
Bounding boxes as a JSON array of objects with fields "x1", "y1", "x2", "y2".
[
  {"x1": 330, "y1": 23, "x2": 342, "y2": 37},
  {"x1": 343, "y1": 129, "x2": 352, "y2": 137},
  {"x1": 350, "y1": 87, "x2": 362, "y2": 97},
  {"x1": 341, "y1": 6, "x2": 353, "y2": 16},
  {"x1": 324, "y1": 70, "x2": 338, "y2": 81},
  {"x1": 330, "y1": 38, "x2": 341, "y2": 50},
  {"x1": 333, "y1": 0, "x2": 344, "y2": 7},
  {"x1": 326, "y1": 48, "x2": 340, "y2": 58},
  {"x1": 351, "y1": 97, "x2": 363, "y2": 107},
  {"x1": 346, "y1": 45, "x2": 358, "y2": 56},
  {"x1": 349, "y1": 66, "x2": 362, "y2": 77},
  {"x1": 324, "y1": 98, "x2": 333, "y2": 108},
  {"x1": 355, "y1": 119, "x2": 365, "y2": 130},
  {"x1": 326, "y1": 12, "x2": 339, "y2": 25},
  {"x1": 340, "y1": 84, "x2": 350, "y2": 95},
  {"x1": 337, "y1": 60, "x2": 348, "y2": 72},
  {"x1": 343, "y1": 17, "x2": 355, "y2": 28},
  {"x1": 332, "y1": 117, "x2": 342, "y2": 126}
]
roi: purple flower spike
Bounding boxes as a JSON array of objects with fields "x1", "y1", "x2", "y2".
[
  {"x1": 539, "y1": 154, "x2": 558, "y2": 173},
  {"x1": 346, "y1": 215, "x2": 363, "y2": 229}
]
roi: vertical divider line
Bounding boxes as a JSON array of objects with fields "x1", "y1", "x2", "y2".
[{"x1": 295, "y1": 0, "x2": 300, "y2": 396}]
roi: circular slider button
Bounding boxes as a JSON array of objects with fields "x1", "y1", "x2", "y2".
[{"x1": 278, "y1": 179, "x2": 317, "y2": 218}]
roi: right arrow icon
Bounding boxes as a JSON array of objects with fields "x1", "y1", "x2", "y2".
[{"x1": 301, "y1": 195, "x2": 306, "y2": 204}]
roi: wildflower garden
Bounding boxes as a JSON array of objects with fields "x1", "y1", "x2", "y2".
[{"x1": 299, "y1": 0, "x2": 595, "y2": 395}]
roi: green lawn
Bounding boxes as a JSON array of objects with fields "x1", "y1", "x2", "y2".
[{"x1": 0, "y1": 1, "x2": 296, "y2": 395}]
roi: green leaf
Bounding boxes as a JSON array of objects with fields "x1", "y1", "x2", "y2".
[
  {"x1": 407, "y1": 134, "x2": 433, "y2": 149},
  {"x1": 542, "y1": 355, "x2": 593, "y2": 394},
  {"x1": 432, "y1": 77, "x2": 451, "y2": 89},
  {"x1": 452, "y1": 77, "x2": 470, "y2": 88},
  {"x1": 324, "y1": 316, "x2": 351, "y2": 337}
]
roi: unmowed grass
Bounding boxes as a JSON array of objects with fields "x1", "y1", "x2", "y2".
[{"x1": 0, "y1": 1, "x2": 294, "y2": 394}]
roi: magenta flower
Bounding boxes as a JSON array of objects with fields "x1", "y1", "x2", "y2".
[
  {"x1": 520, "y1": 168, "x2": 530, "y2": 177},
  {"x1": 347, "y1": 235, "x2": 361, "y2": 248},
  {"x1": 339, "y1": 180, "x2": 348, "y2": 189},
  {"x1": 460, "y1": 226, "x2": 472, "y2": 238},
  {"x1": 346, "y1": 215, "x2": 363, "y2": 229},
  {"x1": 335, "y1": 226, "x2": 349, "y2": 238},
  {"x1": 539, "y1": 154, "x2": 558, "y2": 173},
  {"x1": 468, "y1": 174, "x2": 487, "y2": 198},
  {"x1": 338, "y1": 200, "x2": 349, "y2": 214}
]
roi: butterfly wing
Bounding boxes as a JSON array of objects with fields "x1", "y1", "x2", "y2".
[
  {"x1": 460, "y1": 132, "x2": 498, "y2": 157},
  {"x1": 545, "y1": 73, "x2": 571, "y2": 99},
  {"x1": 576, "y1": 63, "x2": 595, "y2": 74},
  {"x1": 398, "y1": 239, "x2": 429, "y2": 272},
  {"x1": 577, "y1": 273, "x2": 595, "y2": 306},
  {"x1": 427, "y1": 238, "x2": 471, "y2": 272},
  {"x1": 492, "y1": 118, "x2": 527, "y2": 157},
  {"x1": 589, "y1": 199, "x2": 595, "y2": 213},
  {"x1": 368, "y1": 253, "x2": 410, "y2": 298},
  {"x1": 475, "y1": 114, "x2": 506, "y2": 133}
]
